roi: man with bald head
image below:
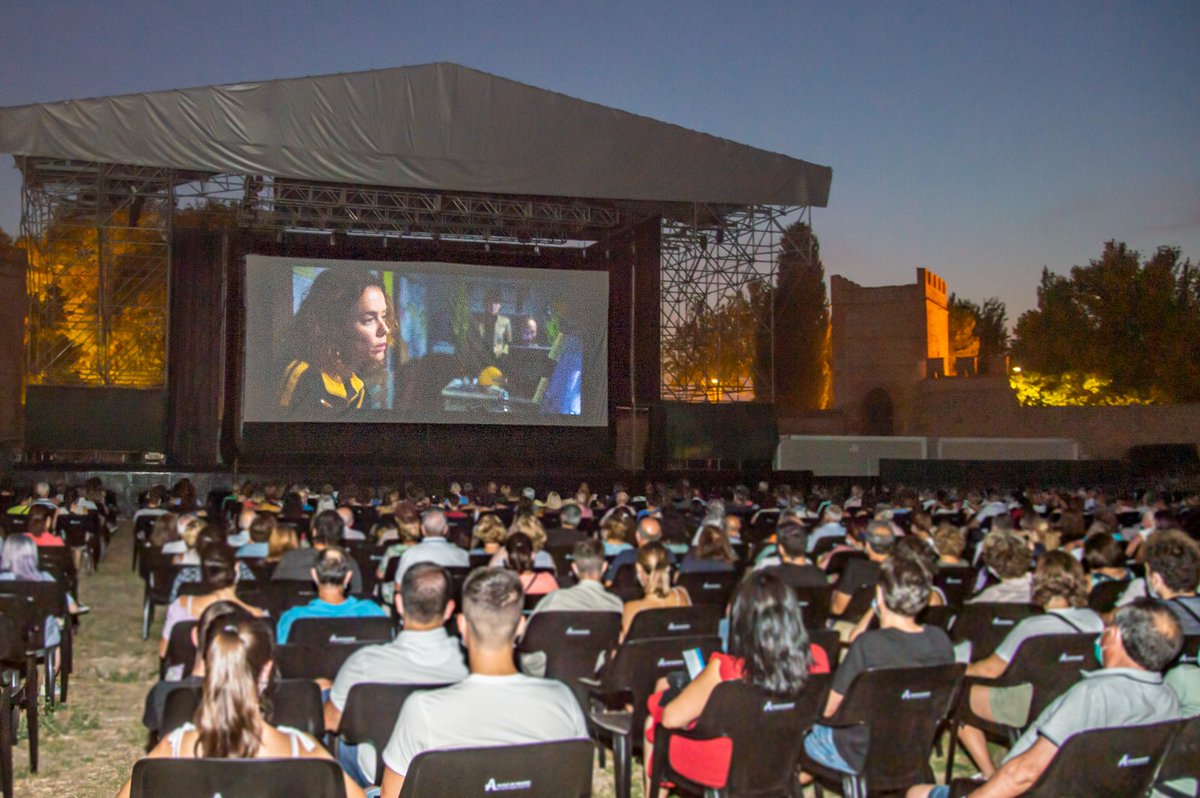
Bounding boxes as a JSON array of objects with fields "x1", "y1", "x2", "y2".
[
  {"x1": 395, "y1": 508, "x2": 469, "y2": 583},
  {"x1": 605, "y1": 515, "x2": 675, "y2": 584}
]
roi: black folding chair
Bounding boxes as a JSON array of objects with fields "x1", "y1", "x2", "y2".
[
  {"x1": 1018, "y1": 720, "x2": 1182, "y2": 798},
  {"x1": 56, "y1": 514, "x2": 100, "y2": 573},
  {"x1": 623, "y1": 605, "x2": 722, "y2": 642},
  {"x1": 943, "y1": 633, "x2": 1098, "y2": 782},
  {"x1": 160, "y1": 679, "x2": 325, "y2": 740},
  {"x1": 288, "y1": 615, "x2": 394, "y2": 647},
  {"x1": 0, "y1": 579, "x2": 71, "y2": 705},
  {"x1": 140, "y1": 545, "x2": 184, "y2": 640},
  {"x1": 649, "y1": 674, "x2": 832, "y2": 798},
  {"x1": 337, "y1": 682, "x2": 451, "y2": 786},
  {"x1": 1156, "y1": 713, "x2": 1200, "y2": 798},
  {"x1": 675, "y1": 570, "x2": 739, "y2": 607},
  {"x1": 949, "y1": 602, "x2": 1040, "y2": 662},
  {"x1": 129, "y1": 757, "x2": 347, "y2": 798},
  {"x1": 1087, "y1": 578, "x2": 1130, "y2": 614},
  {"x1": 607, "y1": 562, "x2": 643, "y2": 603},
  {"x1": 791, "y1": 584, "x2": 834, "y2": 631},
  {"x1": 586, "y1": 634, "x2": 723, "y2": 798},
  {"x1": 254, "y1": 579, "x2": 319, "y2": 620},
  {"x1": 518, "y1": 611, "x2": 621, "y2": 708},
  {"x1": 934, "y1": 567, "x2": 974, "y2": 610},
  {"x1": 274, "y1": 642, "x2": 374, "y2": 681},
  {"x1": 0, "y1": 593, "x2": 39, "y2": 796},
  {"x1": 399, "y1": 739, "x2": 594, "y2": 798},
  {"x1": 800, "y1": 663, "x2": 966, "y2": 798}
]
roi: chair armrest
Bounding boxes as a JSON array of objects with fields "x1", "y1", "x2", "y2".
[
  {"x1": 577, "y1": 676, "x2": 601, "y2": 690},
  {"x1": 588, "y1": 708, "x2": 634, "y2": 738}
]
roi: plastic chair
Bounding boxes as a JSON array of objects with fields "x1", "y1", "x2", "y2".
[
  {"x1": 586, "y1": 634, "x2": 723, "y2": 798},
  {"x1": 254, "y1": 580, "x2": 319, "y2": 620},
  {"x1": 159, "y1": 679, "x2": 325, "y2": 740},
  {"x1": 809, "y1": 628, "x2": 843, "y2": 670},
  {"x1": 943, "y1": 633, "x2": 1098, "y2": 782},
  {"x1": 56, "y1": 514, "x2": 100, "y2": 572},
  {"x1": 790, "y1": 584, "x2": 834, "y2": 631},
  {"x1": 129, "y1": 756, "x2": 347, "y2": 798},
  {"x1": 623, "y1": 605, "x2": 722, "y2": 642},
  {"x1": 800, "y1": 663, "x2": 966, "y2": 798},
  {"x1": 949, "y1": 602, "x2": 1040, "y2": 662},
  {"x1": 160, "y1": 620, "x2": 198, "y2": 680},
  {"x1": 518, "y1": 611, "x2": 621, "y2": 708},
  {"x1": 274, "y1": 642, "x2": 374, "y2": 681},
  {"x1": 398, "y1": 739, "x2": 594, "y2": 798},
  {"x1": 139, "y1": 545, "x2": 183, "y2": 640},
  {"x1": 0, "y1": 580, "x2": 71, "y2": 705},
  {"x1": 0, "y1": 593, "x2": 39, "y2": 796},
  {"x1": 1087, "y1": 579, "x2": 1130, "y2": 614},
  {"x1": 1156, "y1": 714, "x2": 1200, "y2": 798},
  {"x1": 1020, "y1": 719, "x2": 1183, "y2": 798},
  {"x1": 337, "y1": 682, "x2": 451, "y2": 785},
  {"x1": 675, "y1": 570, "x2": 739, "y2": 607},
  {"x1": 648, "y1": 674, "x2": 832, "y2": 798},
  {"x1": 608, "y1": 563, "x2": 644, "y2": 602},
  {"x1": 288, "y1": 615, "x2": 394, "y2": 646},
  {"x1": 933, "y1": 567, "x2": 974, "y2": 610}
]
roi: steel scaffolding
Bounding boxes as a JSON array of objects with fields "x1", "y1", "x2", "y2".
[{"x1": 659, "y1": 204, "x2": 809, "y2": 403}]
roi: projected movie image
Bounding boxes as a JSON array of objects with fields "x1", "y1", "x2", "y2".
[{"x1": 242, "y1": 256, "x2": 609, "y2": 427}]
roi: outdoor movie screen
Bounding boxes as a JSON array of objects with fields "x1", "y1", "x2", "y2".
[{"x1": 241, "y1": 255, "x2": 609, "y2": 427}]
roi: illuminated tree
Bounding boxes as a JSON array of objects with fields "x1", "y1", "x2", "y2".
[
  {"x1": 949, "y1": 294, "x2": 1008, "y2": 373},
  {"x1": 1012, "y1": 241, "x2": 1200, "y2": 402}
]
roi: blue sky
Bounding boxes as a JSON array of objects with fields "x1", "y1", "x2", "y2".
[{"x1": 0, "y1": 1, "x2": 1196, "y2": 321}]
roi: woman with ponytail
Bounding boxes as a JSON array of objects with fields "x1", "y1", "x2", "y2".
[
  {"x1": 620, "y1": 541, "x2": 691, "y2": 641},
  {"x1": 118, "y1": 617, "x2": 365, "y2": 798}
]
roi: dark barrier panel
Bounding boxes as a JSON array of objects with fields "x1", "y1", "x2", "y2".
[
  {"x1": 657, "y1": 402, "x2": 777, "y2": 465},
  {"x1": 26, "y1": 386, "x2": 167, "y2": 453},
  {"x1": 879, "y1": 458, "x2": 1128, "y2": 487}
]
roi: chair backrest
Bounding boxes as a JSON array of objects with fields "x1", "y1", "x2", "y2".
[
  {"x1": 599, "y1": 634, "x2": 723, "y2": 743},
  {"x1": 55, "y1": 513, "x2": 99, "y2": 547},
  {"x1": 0, "y1": 579, "x2": 68, "y2": 620},
  {"x1": 835, "y1": 663, "x2": 966, "y2": 792},
  {"x1": 688, "y1": 674, "x2": 832, "y2": 795},
  {"x1": 159, "y1": 684, "x2": 202, "y2": 737},
  {"x1": 607, "y1": 562, "x2": 643, "y2": 602},
  {"x1": 0, "y1": 593, "x2": 36, "y2": 661},
  {"x1": 791, "y1": 584, "x2": 834, "y2": 630},
  {"x1": 270, "y1": 679, "x2": 324, "y2": 737},
  {"x1": 1176, "y1": 634, "x2": 1200, "y2": 667},
  {"x1": 1024, "y1": 720, "x2": 1182, "y2": 798},
  {"x1": 399, "y1": 739, "x2": 594, "y2": 798},
  {"x1": 288, "y1": 615, "x2": 394, "y2": 646},
  {"x1": 809, "y1": 628, "x2": 843, "y2": 670},
  {"x1": 254, "y1": 580, "x2": 318, "y2": 619},
  {"x1": 130, "y1": 757, "x2": 347, "y2": 798},
  {"x1": 518, "y1": 611, "x2": 621, "y2": 691},
  {"x1": 951, "y1": 603, "x2": 1040, "y2": 661},
  {"x1": 1001, "y1": 634, "x2": 1098, "y2": 721},
  {"x1": 624, "y1": 605, "x2": 721, "y2": 642},
  {"x1": 823, "y1": 549, "x2": 866, "y2": 579},
  {"x1": 1087, "y1": 579, "x2": 1130, "y2": 614},
  {"x1": 339, "y1": 682, "x2": 451, "y2": 784},
  {"x1": 934, "y1": 567, "x2": 974, "y2": 609},
  {"x1": 674, "y1": 570, "x2": 739, "y2": 607},
  {"x1": 273, "y1": 642, "x2": 374, "y2": 681},
  {"x1": 1157, "y1": 713, "x2": 1200, "y2": 785}
]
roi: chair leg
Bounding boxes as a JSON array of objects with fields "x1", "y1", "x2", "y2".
[
  {"x1": 24, "y1": 659, "x2": 37, "y2": 773},
  {"x1": 944, "y1": 719, "x2": 959, "y2": 785},
  {"x1": 142, "y1": 598, "x2": 152, "y2": 641},
  {"x1": 0, "y1": 681, "x2": 12, "y2": 798},
  {"x1": 613, "y1": 733, "x2": 631, "y2": 798}
]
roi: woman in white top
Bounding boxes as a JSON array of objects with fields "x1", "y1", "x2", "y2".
[{"x1": 119, "y1": 616, "x2": 365, "y2": 798}]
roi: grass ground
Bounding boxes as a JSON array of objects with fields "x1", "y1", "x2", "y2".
[{"x1": 8, "y1": 525, "x2": 992, "y2": 797}]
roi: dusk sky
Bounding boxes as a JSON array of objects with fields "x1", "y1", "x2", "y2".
[{"x1": 1, "y1": 1, "x2": 1196, "y2": 322}]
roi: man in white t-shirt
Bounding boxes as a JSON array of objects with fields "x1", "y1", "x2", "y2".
[{"x1": 378, "y1": 568, "x2": 587, "y2": 797}]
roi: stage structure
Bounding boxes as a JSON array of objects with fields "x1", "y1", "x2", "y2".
[{"x1": 0, "y1": 63, "x2": 831, "y2": 470}]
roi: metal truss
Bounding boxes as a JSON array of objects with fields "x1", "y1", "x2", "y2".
[{"x1": 660, "y1": 204, "x2": 810, "y2": 403}]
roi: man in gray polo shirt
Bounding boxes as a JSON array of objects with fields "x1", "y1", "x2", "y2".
[
  {"x1": 379, "y1": 568, "x2": 587, "y2": 797},
  {"x1": 325, "y1": 563, "x2": 468, "y2": 786},
  {"x1": 394, "y1": 509, "x2": 469, "y2": 584},
  {"x1": 908, "y1": 597, "x2": 1183, "y2": 798}
]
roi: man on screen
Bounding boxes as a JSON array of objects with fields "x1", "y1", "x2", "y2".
[{"x1": 468, "y1": 289, "x2": 512, "y2": 371}]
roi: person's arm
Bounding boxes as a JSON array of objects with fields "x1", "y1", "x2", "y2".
[
  {"x1": 822, "y1": 689, "x2": 844, "y2": 718},
  {"x1": 660, "y1": 657, "x2": 724, "y2": 729},
  {"x1": 380, "y1": 766, "x2": 405, "y2": 798},
  {"x1": 619, "y1": 602, "x2": 639, "y2": 642},
  {"x1": 966, "y1": 653, "x2": 1008, "y2": 679},
  {"x1": 116, "y1": 734, "x2": 176, "y2": 798},
  {"x1": 830, "y1": 590, "x2": 853, "y2": 617},
  {"x1": 298, "y1": 734, "x2": 367, "y2": 798},
  {"x1": 323, "y1": 697, "x2": 343, "y2": 733},
  {"x1": 966, "y1": 737, "x2": 1058, "y2": 798},
  {"x1": 846, "y1": 602, "x2": 875, "y2": 644}
]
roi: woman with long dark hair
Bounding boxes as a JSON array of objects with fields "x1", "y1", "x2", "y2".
[
  {"x1": 277, "y1": 268, "x2": 398, "y2": 416},
  {"x1": 119, "y1": 617, "x2": 365, "y2": 798},
  {"x1": 642, "y1": 570, "x2": 830, "y2": 794}
]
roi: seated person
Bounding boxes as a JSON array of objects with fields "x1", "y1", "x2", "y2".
[
  {"x1": 932, "y1": 523, "x2": 969, "y2": 568},
  {"x1": 968, "y1": 531, "x2": 1032, "y2": 604},
  {"x1": 606, "y1": 517, "x2": 676, "y2": 585},
  {"x1": 758, "y1": 523, "x2": 829, "y2": 590},
  {"x1": 802, "y1": 556, "x2": 954, "y2": 781},
  {"x1": 1117, "y1": 529, "x2": 1200, "y2": 634},
  {"x1": 601, "y1": 515, "x2": 635, "y2": 558},
  {"x1": 908, "y1": 598, "x2": 1183, "y2": 798},
  {"x1": 1082, "y1": 531, "x2": 1131, "y2": 587},
  {"x1": 678, "y1": 523, "x2": 737, "y2": 575},
  {"x1": 528, "y1": 539, "x2": 623, "y2": 616},
  {"x1": 276, "y1": 547, "x2": 386, "y2": 644},
  {"x1": 502, "y1": 532, "x2": 558, "y2": 596},
  {"x1": 829, "y1": 520, "x2": 894, "y2": 619},
  {"x1": 236, "y1": 514, "x2": 274, "y2": 560},
  {"x1": 378, "y1": 568, "x2": 587, "y2": 797},
  {"x1": 643, "y1": 570, "x2": 831, "y2": 795},
  {"x1": 120, "y1": 616, "x2": 366, "y2": 798},
  {"x1": 621, "y1": 542, "x2": 692, "y2": 641},
  {"x1": 159, "y1": 542, "x2": 266, "y2": 678},
  {"x1": 325, "y1": 563, "x2": 468, "y2": 787},
  {"x1": 954, "y1": 551, "x2": 1105, "y2": 777},
  {"x1": 274, "y1": 510, "x2": 364, "y2": 593}
]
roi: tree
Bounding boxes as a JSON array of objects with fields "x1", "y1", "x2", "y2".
[
  {"x1": 1011, "y1": 240, "x2": 1200, "y2": 402},
  {"x1": 949, "y1": 294, "x2": 1008, "y2": 373},
  {"x1": 773, "y1": 220, "x2": 830, "y2": 411}
]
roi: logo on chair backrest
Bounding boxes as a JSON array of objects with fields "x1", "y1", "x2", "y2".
[
  {"x1": 329, "y1": 634, "x2": 358, "y2": 643},
  {"x1": 763, "y1": 700, "x2": 795, "y2": 712},
  {"x1": 1057, "y1": 653, "x2": 1084, "y2": 663},
  {"x1": 667, "y1": 623, "x2": 690, "y2": 632},
  {"x1": 657, "y1": 658, "x2": 684, "y2": 668},
  {"x1": 703, "y1": 583, "x2": 720, "y2": 590},
  {"x1": 1117, "y1": 754, "x2": 1151, "y2": 768},
  {"x1": 991, "y1": 618, "x2": 1016, "y2": 626},
  {"x1": 901, "y1": 689, "x2": 931, "y2": 701},
  {"x1": 484, "y1": 777, "x2": 534, "y2": 792},
  {"x1": 565, "y1": 627, "x2": 591, "y2": 636}
]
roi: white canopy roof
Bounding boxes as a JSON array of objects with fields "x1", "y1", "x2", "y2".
[{"x1": 0, "y1": 63, "x2": 831, "y2": 206}]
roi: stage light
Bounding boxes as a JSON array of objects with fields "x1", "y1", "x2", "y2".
[{"x1": 1012, "y1": 366, "x2": 1022, "y2": 373}]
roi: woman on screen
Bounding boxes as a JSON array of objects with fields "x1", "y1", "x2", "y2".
[{"x1": 277, "y1": 268, "x2": 397, "y2": 416}]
